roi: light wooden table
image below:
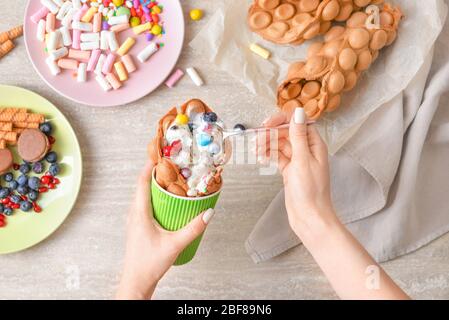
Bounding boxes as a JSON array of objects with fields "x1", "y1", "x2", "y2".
[{"x1": 1, "y1": 0, "x2": 448, "y2": 300}]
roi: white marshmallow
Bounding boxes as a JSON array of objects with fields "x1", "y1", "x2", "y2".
[
  {"x1": 36, "y1": 19, "x2": 46, "y2": 42},
  {"x1": 80, "y1": 41, "x2": 100, "y2": 51},
  {"x1": 72, "y1": 21, "x2": 93, "y2": 32},
  {"x1": 96, "y1": 74, "x2": 112, "y2": 91},
  {"x1": 77, "y1": 63, "x2": 87, "y2": 82},
  {"x1": 46, "y1": 56, "x2": 61, "y2": 75},
  {"x1": 48, "y1": 46, "x2": 68, "y2": 61},
  {"x1": 137, "y1": 42, "x2": 158, "y2": 63}
]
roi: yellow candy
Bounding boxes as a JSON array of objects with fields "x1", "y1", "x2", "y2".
[
  {"x1": 113, "y1": 0, "x2": 124, "y2": 6},
  {"x1": 151, "y1": 24, "x2": 162, "y2": 35},
  {"x1": 130, "y1": 16, "x2": 141, "y2": 27},
  {"x1": 152, "y1": 6, "x2": 162, "y2": 14},
  {"x1": 190, "y1": 9, "x2": 203, "y2": 21},
  {"x1": 176, "y1": 114, "x2": 189, "y2": 125}
]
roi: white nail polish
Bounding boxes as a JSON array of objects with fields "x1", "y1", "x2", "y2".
[
  {"x1": 202, "y1": 209, "x2": 215, "y2": 224},
  {"x1": 294, "y1": 108, "x2": 306, "y2": 124}
]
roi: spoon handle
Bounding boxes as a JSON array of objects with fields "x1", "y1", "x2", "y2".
[{"x1": 223, "y1": 122, "x2": 315, "y2": 139}]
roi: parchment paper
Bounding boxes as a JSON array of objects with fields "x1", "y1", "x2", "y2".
[{"x1": 190, "y1": 0, "x2": 447, "y2": 153}]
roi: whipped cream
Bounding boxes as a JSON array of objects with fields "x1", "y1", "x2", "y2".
[{"x1": 164, "y1": 110, "x2": 225, "y2": 196}]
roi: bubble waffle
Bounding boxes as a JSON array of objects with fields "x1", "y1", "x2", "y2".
[
  {"x1": 148, "y1": 99, "x2": 224, "y2": 197},
  {"x1": 248, "y1": 0, "x2": 383, "y2": 45},
  {"x1": 277, "y1": 3, "x2": 402, "y2": 119}
]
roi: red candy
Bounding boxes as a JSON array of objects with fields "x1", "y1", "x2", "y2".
[
  {"x1": 48, "y1": 136, "x2": 56, "y2": 144},
  {"x1": 13, "y1": 163, "x2": 20, "y2": 170}
]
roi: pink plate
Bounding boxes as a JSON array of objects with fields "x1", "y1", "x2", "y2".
[{"x1": 24, "y1": 0, "x2": 185, "y2": 107}]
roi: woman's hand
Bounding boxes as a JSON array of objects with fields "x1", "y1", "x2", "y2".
[
  {"x1": 257, "y1": 108, "x2": 409, "y2": 299},
  {"x1": 257, "y1": 109, "x2": 338, "y2": 238},
  {"x1": 116, "y1": 161, "x2": 215, "y2": 300}
]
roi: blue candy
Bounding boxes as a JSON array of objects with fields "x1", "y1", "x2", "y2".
[{"x1": 198, "y1": 134, "x2": 212, "y2": 147}]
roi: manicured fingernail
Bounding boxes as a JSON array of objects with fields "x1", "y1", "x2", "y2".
[
  {"x1": 262, "y1": 116, "x2": 270, "y2": 125},
  {"x1": 258, "y1": 155, "x2": 269, "y2": 165},
  {"x1": 202, "y1": 209, "x2": 215, "y2": 224},
  {"x1": 294, "y1": 108, "x2": 306, "y2": 124}
]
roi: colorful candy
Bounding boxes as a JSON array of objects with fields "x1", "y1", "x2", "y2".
[
  {"x1": 77, "y1": 62, "x2": 87, "y2": 82},
  {"x1": 190, "y1": 9, "x2": 203, "y2": 21},
  {"x1": 165, "y1": 69, "x2": 184, "y2": 88},
  {"x1": 186, "y1": 67, "x2": 204, "y2": 87},
  {"x1": 34, "y1": 0, "x2": 167, "y2": 91},
  {"x1": 175, "y1": 114, "x2": 189, "y2": 125},
  {"x1": 250, "y1": 43, "x2": 271, "y2": 59},
  {"x1": 137, "y1": 42, "x2": 158, "y2": 63},
  {"x1": 117, "y1": 37, "x2": 135, "y2": 56}
]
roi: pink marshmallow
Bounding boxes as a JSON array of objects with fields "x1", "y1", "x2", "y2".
[
  {"x1": 87, "y1": 49, "x2": 101, "y2": 72},
  {"x1": 72, "y1": 29, "x2": 81, "y2": 49},
  {"x1": 31, "y1": 7, "x2": 50, "y2": 24},
  {"x1": 102, "y1": 53, "x2": 116, "y2": 74},
  {"x1": 165, "y1": 69, "x2": 184, "y2": 88}
]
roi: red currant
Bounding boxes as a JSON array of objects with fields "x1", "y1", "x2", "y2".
[
  {"x1": 41, "y1": 176, "x2": 51, "y2": 185},
  {"x1": 163, "y1": 146, "x2": 172, "y2": 157}
]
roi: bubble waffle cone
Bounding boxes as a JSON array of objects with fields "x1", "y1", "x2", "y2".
[
  {"x1": 0, "y1": 110, "x2": 45, "y2": 123},
  {"x1": 277, "y1": 3, "x2": 402, "y2": 119},
  {"x1": 248, "y1": 0, "x2": 383, "y2": 45},
  {"x1": 148, "y1": 99, "x2": 223, "y2": 197},
  {"x1": 0, "y1": 130, "x2": 17, "y2": 143},
  {"x1": 0, "y1": 122, "x2": 13, "y2": 131}
]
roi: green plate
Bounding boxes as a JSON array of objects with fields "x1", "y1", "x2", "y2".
[{"x1": 0, "y1": 85, "x2": 82, "y2": 254}]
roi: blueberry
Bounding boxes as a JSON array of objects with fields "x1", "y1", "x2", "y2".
[
  {"x1": 17, "y1": 174, "x2": 28, "y2": 186},
  {"x1": 11, "y1": 194, "x2": 21, "y2": 204},
  {"x1": 203, "y1": 112, "x2": 218, "y2": 123},
  {"x1": 19, "y1": 163, "x2": 31, "y2": 174},
  {"x1": 39, "y1": 122, "x2": 53, "y2": 135},
  {"x1": 9, "y1": 180, "x2": 18, "y2": 190},
  {"x1": 45, "y1": 151, "x2": 58, "y2": 163},
  {"x1": 17, "y1": 185, "x2": 29, "y2": 195},
  {"x1": 0, "y1": 188, "x2": 10, "y2": 198},
  {"x1": 28, "y1": 176, "x2": 40, "y2": 191},
  {"x1": 32, "y1": 162, "x2": 44, "y2": 174},
  {"x1": 49, "y1": 163, "x2": 60, "y2": 176},
  {"x1": 20, "y1": 201, "x2": 32, "y2": 212},
  {"x1": 3, "y1": 173, "x2": 13, "y2": 182},
  {"x1": 0, "y1": 204, "x2": 3, "y2": 213},
  {"x1": 28, "y1": 190, "x2": 39, "y2": 202},
  {"x1": 234, "y1": 124, "x2": 246, "y2": 131},
  {"x1": 3, "y1": 207, "x2": 13, "y2": 216}
]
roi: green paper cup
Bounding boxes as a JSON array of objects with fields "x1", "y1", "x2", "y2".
[{"x1": 151, "y1": 172, "x2": 221, "y2": 265}]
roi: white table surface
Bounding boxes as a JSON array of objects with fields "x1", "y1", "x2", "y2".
[{"x1": 1, "y1": 0, "x2": 449, "y2": 300}]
